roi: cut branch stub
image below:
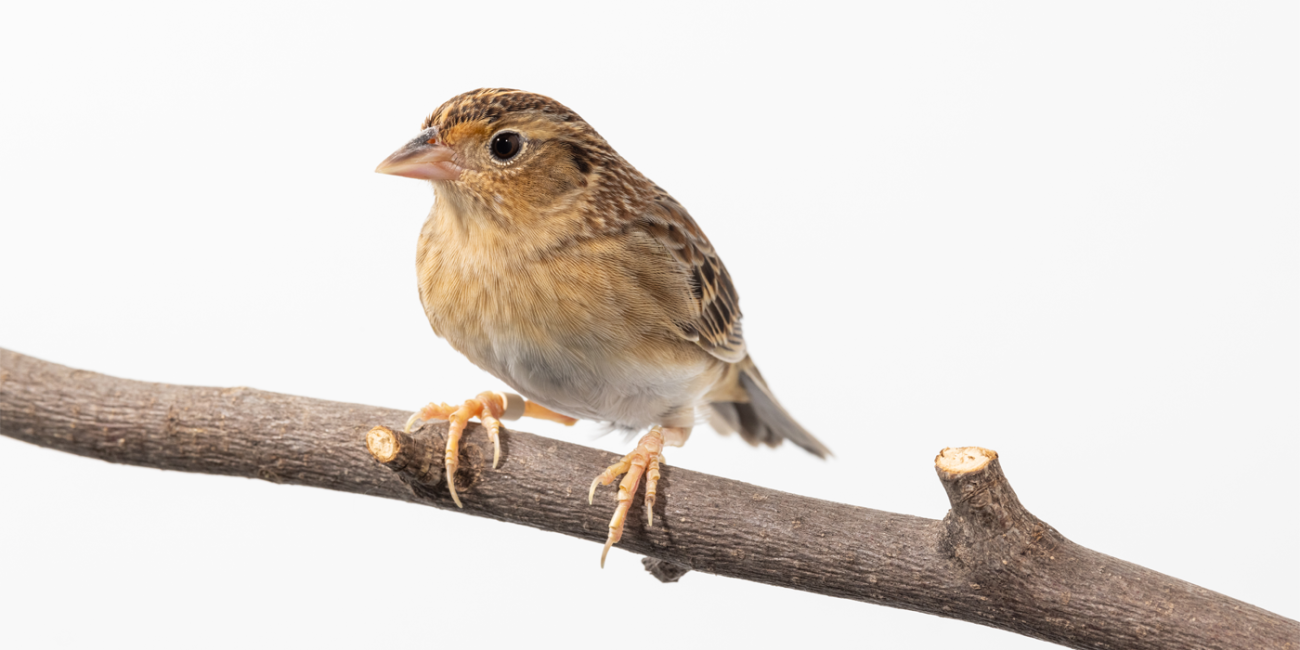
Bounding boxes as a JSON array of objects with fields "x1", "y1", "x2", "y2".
[
  {"x1": 936, "y1": 446, "x2": 1066, "y2": 580},
  {"x1": 366, "y1": 425, "x2": 445, "y2": 497},
  {"x1": 642, "y1": 557, "x2": 692, "y2": 583}
]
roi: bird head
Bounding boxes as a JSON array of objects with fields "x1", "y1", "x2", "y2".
[{"x1": 376, "y1": 89, "x2": 643, "y2": 218}]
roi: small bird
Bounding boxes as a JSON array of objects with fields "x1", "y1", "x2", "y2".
[{"x1": 376, "y1": 89, "x2": 830, "y2": 565}]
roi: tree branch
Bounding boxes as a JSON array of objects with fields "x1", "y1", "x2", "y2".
[{"x1": 1, "y1": 348, "x2": 1294, "y2": 650}]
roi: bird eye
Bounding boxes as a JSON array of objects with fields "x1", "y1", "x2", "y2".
[{"x1": 490, "y1": 132, "x2": 522, "y2": 161}]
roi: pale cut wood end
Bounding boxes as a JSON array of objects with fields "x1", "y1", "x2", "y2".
[
  {"x1": 935, "y1": 447, "x2": 998, "y2": 474},
  {"x1": 366, "y1": 426, "x2": 400, "y2": 463}
]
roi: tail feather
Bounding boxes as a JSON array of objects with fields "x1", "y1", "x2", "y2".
[{"x1": 708, "y1": 358, "x2": 831, "y2": 458}]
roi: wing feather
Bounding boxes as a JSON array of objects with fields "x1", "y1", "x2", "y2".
[{"x1": 637, "y1": 194, "x2": 746, "y2": 363}]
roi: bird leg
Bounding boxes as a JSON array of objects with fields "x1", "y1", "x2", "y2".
[
  {"x1": 405, "y1": 391, "x2": 576, "y2": 507},
  {"x1": 589, "y1": 426, "x2": 683, "y2": 567}
]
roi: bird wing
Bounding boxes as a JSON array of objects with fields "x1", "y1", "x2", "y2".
[{"x1": 637, "y1": 194, "x2": 747, "y2": 363}]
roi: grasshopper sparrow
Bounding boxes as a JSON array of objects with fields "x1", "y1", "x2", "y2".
[{"x1": 376, "y1": 89, "x2": 830, "y2": 565}]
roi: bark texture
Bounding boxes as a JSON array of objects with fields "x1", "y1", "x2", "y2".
[{"x1": 1, "y1": 348, "x2": 1295, "y2": 650}]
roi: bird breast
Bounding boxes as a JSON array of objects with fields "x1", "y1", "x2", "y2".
[{"x1": 415, "y1": 203, "x2": 724, "y2": 429}]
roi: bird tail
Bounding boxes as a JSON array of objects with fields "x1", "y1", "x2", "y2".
[{"x1": 707, "y1": 357, "x2": 831, "y2": 458}]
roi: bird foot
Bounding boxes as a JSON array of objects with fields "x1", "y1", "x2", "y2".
[
  {"x1": 406, "y1": 391, "x2": 576, "y2": 507},
  {"x1": 589, "y1": 426, "x2": 679, "y2": 567}
]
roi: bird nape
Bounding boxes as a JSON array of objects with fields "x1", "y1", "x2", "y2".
[{"x1": 375, "y1": 88, "x2": 830, "y2": 566}]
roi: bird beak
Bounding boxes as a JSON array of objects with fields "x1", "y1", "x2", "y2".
[{"x1": 375, "y1": 127, "x2": 464, "y2": 181}]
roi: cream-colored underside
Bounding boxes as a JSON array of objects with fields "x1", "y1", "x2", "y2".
[{"x1": 416, "y1": 194, "x2": 727, "y2": 431}]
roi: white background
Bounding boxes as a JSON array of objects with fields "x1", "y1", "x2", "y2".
[{"x1": 1, "y1": 2, "x2": 1295, "y2": 648}]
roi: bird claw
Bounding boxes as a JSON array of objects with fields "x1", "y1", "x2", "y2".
[
  {"x1": 404, "y1": 392, "x2": 576, "y2": 507},
  {"x1": 403, "y1": 410, "x2": 423, "y2": 434},
  {"x1": 589, "y1": 427, "x2": 667, "y2": 567}
]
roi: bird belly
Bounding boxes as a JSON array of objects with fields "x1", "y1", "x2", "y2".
[
  {"x1": 418, "y1": 211, "x2": 723, "y2": 430},
  {"x1": 469, "y1": 333, "x2": 720, "y2": 430}
]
